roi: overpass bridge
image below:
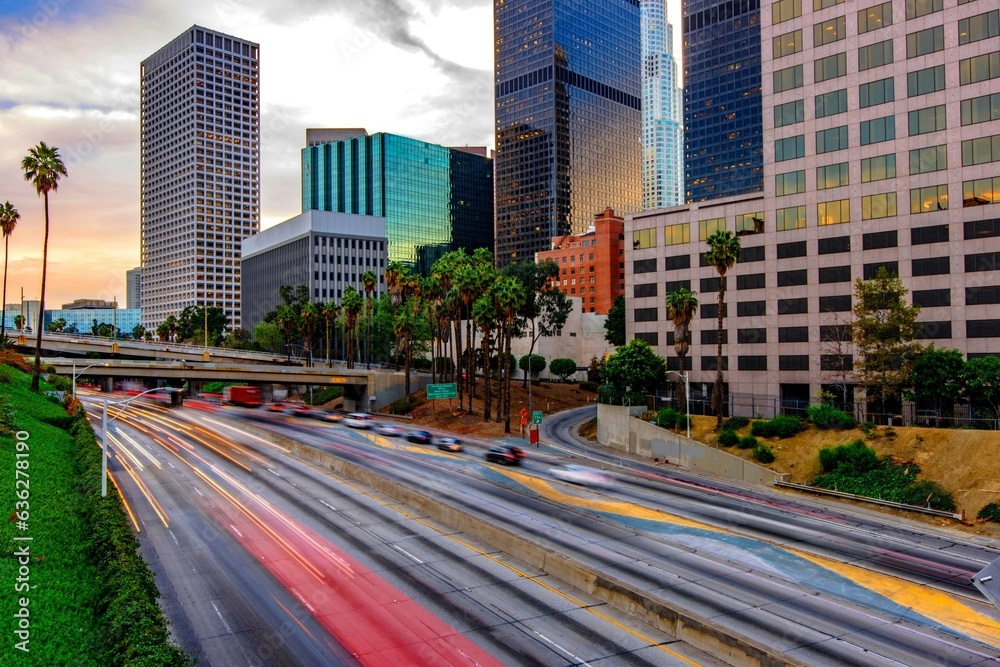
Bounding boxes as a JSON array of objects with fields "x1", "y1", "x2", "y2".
[
  {"x1": 43, "y1": 357, "x2": 424, "y2": 411},
  {"x1": 5, "y1": 331, "x2": 302, "y2": 365}
]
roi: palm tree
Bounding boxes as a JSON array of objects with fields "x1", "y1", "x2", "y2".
[
  {"x1": 321, "y1": 300, "x2": 340, "y2": 365},
  {"x1": 1, "y1": 201, "x2": 20, "y2": 341},
  {"x1": 394, "y1": 301, "x2": 418, "y2": 396},
  {"x1": 472, "y1": 294, "x2": 496, "y2": 421},
  {"x1": 704, "y1": 229, "x2": 741, "y2": 429},
  {"x1": 342, "y1": 286, "x2": 364, "y2": 369},
  {"x1": 275, "y1": 305, "x2": 297, "y2": 362},
  {"x1": 666, "y1": 288, "x2": 699, "y2": 415},
  {"x1": 361, "y1": 270, "x2": 377, "y2": 369},
  {"x1": 493, "y1": 276, "x2": 526, "y2": 433},
  {"x1": 301, "y1": 302, "x2": 319, "y2": 367},
  {"x1": 164, "y1": 314, "x2": 178, "y2": 343},
  {"x1": 21, "y1": 142, "x2": 67, "y2": 390}
]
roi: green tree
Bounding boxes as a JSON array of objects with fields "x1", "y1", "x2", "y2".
[
  {"x1": 518, "y1": 354, "x2": 547, "y2": 383},
  {"x1": 472, "y1": 292, "x2": 497, "y2": 420},
  {"x1": 13, "y1": 314, "x2": 24, "y2": 330},
  {"x1": 156, "y1": 322, "x2": 169, "y2": 342},
  {"x1": 852, "y1": 267, "x2": 922, "y2": 420},
  {"x1": 503, "y1": 260, "x2": 572, "y2": 387},
  {"x1": 46, "y1": 317, "x2": 67, "y2": 333},
  {"x1": 0, "y1": 201, "x2": 20, "y2": 341},
  {"x1": 275, "y1": 304, "x2": 299, "y2": 361},
  {"x1": 666, "y1": 287, "x2": 698, "y2": 414},
  {"x1": 963, "y1": 356, "x2": 1000, "y2": 424},
  {"x1": 906, "y1": 345, "x2": 965, "y2": 421},
  {"x1": 321, "y1": 300, "x2": 340, "y2": 365},
  {"x1": 301, "y1": 301, "x2": 319, "y2": 366},
  {"x1": 493, "y1": 275, "x2": 526, "y2": 432},
  {"x1": 131, "y1": 324, "x2": 146, "y2": 340},
  {"x1": 21, "y1": 141, "x2": 67, "y2": 390},
  {"x1": 253, "y1": 321, "x2": 284, "y2": 353},
  {"x1": 220, "y1": 327, "x2": 254, "y2": 350},
  {"x1": 600, "y1": 338, "x2": 666, "y2": 403},
  {"x1": 361, "y1": 269, "x2": 377, "y2": 368},
  {"x1": 163, "y1": 314, "x2": 178, "y2": 343},
  {"x1": 342, "y1": 286, "x2": 364, "y2": 369},
  {"x1": 176, "y1": 305, "x2": 229, "y2": 344},
  {"x1": 704, "y1": 229, "x2": 741, "y2": 429},
  {"x1": 549, "y1": 358, "x2": 578, "y2": 382},
  {"x1": 604, "y1": 295, "x2": 626, "y2": 347}
]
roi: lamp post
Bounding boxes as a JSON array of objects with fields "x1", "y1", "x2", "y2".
[
  {"x1": 71, "y1": 362, "x2": 98, "y2": 400},
  {"x1": 666, "y1": 370, "x2": 691, "y2": 440},
  {"x1": 101, "y1": 387, "x2": 164, "y2": 497}
]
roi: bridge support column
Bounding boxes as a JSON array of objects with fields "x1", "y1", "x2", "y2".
[{"x1": 100, "y1": 376, "x2": 114, "y2": 393}]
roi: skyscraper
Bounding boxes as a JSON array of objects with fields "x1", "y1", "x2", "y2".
[
  {"x1": 494, "y1": 0, "x2": 643, "y2": 268},
  {"x1": 302, "y1": 130, "x2": 493, "y2": 274},
  {"x1": 683, "y1": 0, "x2": 763, "y2": 202},
  {"x1": 641, "y1": 0, "x2": 685, "y2": 209},
  {"x1": 140, "y1": 26, "x2": 260, "y2": 329}
]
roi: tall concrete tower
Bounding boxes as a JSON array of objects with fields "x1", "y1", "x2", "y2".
[
  {"x1": 140, "y1": 26, "x2": 260, "y2": 329},
  {"x1": 641, "y1": 0, "x2": 685, "y2": 209}
]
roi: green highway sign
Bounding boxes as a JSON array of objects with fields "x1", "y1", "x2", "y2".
[
  {"x1": 426, "y1": 383, "x2": 458, "y2": 400},
  {"x1": 532, "y1": 411, "x2": 543, "y2": 425}
]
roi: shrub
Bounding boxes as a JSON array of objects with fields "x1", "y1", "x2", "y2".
[
  {"x1": 45, "y1": 373, "x2": 71, "y2": 392},
  {"x1": 750, "y1": 414, "x2": 804, "y2": 439},
  {"x1": 0, "y1": 348, "x2": 30, "y2": 372},
  {"x1": 901, "y1": 480, "x2": 956, "y2": 512},
  {"x1": 389, "y1": 396, "x2": 415, "y2": 414},
  {"x1": 807, "y1": 403, "x2": 856, "y2": 430},
  {"x1": 579, "y1": 381, "x2": 598, "y2": 393},
  {"x1": 818, "y1": 439, "x2": 879, "y2": 473},
  {"x1": 753, "y1": 443, "x2": 776, "y2": 464},
  {"x1": 716, "y1": 430, "x2": 739, "y2": 447},
  {"x1": 675, "y1": 414, "x2": 691, "y2": 433},
  {"x1": 738, "y1": 435, "x2": 758, "y2": 450},
  {"x1": 724, "y1": 416, "x2": 750, "y2": 431},
  {"x1": 656, "y1": 408, "x2": 678, "y2": 429},
  {"x1": 978, "y1": 502, "x2": 1000, "y2": 523},
  {"x1": 0, "y1": 365, "x2": 14, "y2": 384},
  {"x1": 550, "y1": 357, "x2": 579, "y2": 382},
  {"x1": 598, "y1": 384, "x2": 644, "y2": 406}
]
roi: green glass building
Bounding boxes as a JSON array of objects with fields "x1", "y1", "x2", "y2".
[{"x1": 302, "y1": 130, "x2": 494, "y2": 274}]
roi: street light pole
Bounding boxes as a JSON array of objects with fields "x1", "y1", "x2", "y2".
[
  {"x1": 667, "y1": 370, "x2": 691, "y2": 440},
  {"x1": 71, "y1": 363, "x2": 98, "y2": 400}
]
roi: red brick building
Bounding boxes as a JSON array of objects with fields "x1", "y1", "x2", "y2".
[{"x1": 536, "y1": 209, "x2": 625, "y2": 315}]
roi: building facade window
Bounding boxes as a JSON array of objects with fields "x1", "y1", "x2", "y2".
[
  {"x1": 963, "y1": 177, "x2": 1000, "y2": 207},
  {"x1": 958, "y1": 10, "x2": 999, "y2": 45},
  {"x1": 777, "y1": 205, "x2": 807, "y2": 231},
  {"x1": 778, "y1": 240, "x2": 808, "y2": 258},
  {"x1": 911, "y1": 224, "x2": 949, "y2": 245},
  {"x1": 818, "y1": 198, "x2": 851, "y2": 225},
  {"x1": 819, "y1": 294, "x2": 852, "y2": 311},
  {"x1": 862, "y1": 192, "x2": 898, "y2": 219},
  {"x1": 814, "y1": 16, "x2": 847, "y2": 46},
  {"x1": 906, "y1": 0, "x2": 942, "y2": 20},
  {"x1": 858, "y1": 40, "x2": 893, "y2": 71},
  {"x1": 819, "y1": 265, "x2": 851, "y2": 283},
  {"x1": 817, "y1": 162, "x2": 849, "y2": 189},
  {"x1": 774, "y1": 64, "x2": 804, "y2": 92},
  {"x1": 778, "y1": 269, "x2": 808, "y2": 287},
  {"x1": 961, "y1": 93, "x2": 1000, "y2": 126},
  {"x1": 817, "y1": 125, "x2": 849, "y2": 153},
  {"x1": 779, "y1": 326, "x2": 809, "y2": 342},
  {"x1": 960, "y1": 52, "x2": 1000, "y2": 86},
  {"x1": 963, "y1": 135, "x2": 1000, "y2": 166},
  {"x1": 910, "y1": 184, "x2": 949, "y2": 213},
  {"x1": 634, "y1": 307, "x2": 659, "y2": 322},
  {"x1": 858, "y1": 2, "x2": 892, "y2": 34},
  {"x1": 863, "y1": 230, "x2": 898, "y2": 249},
  {"x1": 818, "y1": 235, "x2": 850, "y2": 254},
  {"x1": 738, "y1": 300, "x2": 766, "y2": 316},
  {"x1": 862, "y1": 154, "x2": 896, "y2": 182},
  {"x1": 907, "y1": 65, "x2": 945, "y2": 97},
  {"x1": 815, "y1": 53, "x2": 847, "y2": 82},
  {"x1": 738, "y1": 328, "x2": 767, "y2": 344},
  {"x1": 861, "y1": 116, "x2": 895, "y2": 145},
  {"x1": 860, "y1": 77, "x2": 894, "y2": 108},
  {"x1": 664, "y1": 222, "x2": 690, "y2": 246},
  {"x1": 774, "y1": 99, "x2": 805, "y2": 127},
  {"x1": 773, "y1": 0, "x2": 802, "y2": 24},
  {"x1": 913, "y1": 288, "x2": 950, "y2": 307},
  {"x1": 776, "y1": 170, "x2": 807, "y2": 196},
  {"x1": 906, "y1": 26, "x2": 944, "y2": 58},
  {"x1": 633, "y1": 228, "x2": 656, "y2": 249},
  {"x1": 779, "y1": 297, "x2": 809, "y2": 314},
  {"x1": 773, "y1": 29, "x2": 803, "y2": 58},
  {"x1": 909, "y1": 145, "x2": 948, "y2": 174},
  {"x1": 912, "y1": 256, "x2": 950, "y2": 276},
  {"x1": 908, "y1": 105, "x2": 947, "y2": 136},
  {"x1": 816, "y1": 89, "x2": 848, "y2": 118}
]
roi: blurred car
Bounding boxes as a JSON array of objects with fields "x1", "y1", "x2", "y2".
[
  {"x1": 550, "y1": 464, "x2": 613, "y2": 489},
  {"x1": 485, "y1": 445, "x2": 522, "y2": 466},
  {"x1": 374, "y1": 423, "x2": 403, "y2": 436},
  {"x1": 321, "y1": 411, "x2": 344, "y2": 423},
  {"x1": 436, "y1": 436, "x2": 463, "y2": 452},
  {"x1": 406, "y1": 430, "x2": 432, "y2": 444},
  {"x1": 266, "y1": 402, "x2": 287, "y2": 412},
  {"x1": 288, "y1": 403, "x2": 311, "y2": 416},
  {"x1": 344, "y1": 413, "x2": 376, "y2": 429}
]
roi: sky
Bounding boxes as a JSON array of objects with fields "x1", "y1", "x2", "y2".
[{"x1": 0, "y1": 0, "x2": 682, "y2": 309}]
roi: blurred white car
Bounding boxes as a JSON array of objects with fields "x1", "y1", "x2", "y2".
[
  {"x1": 373, "y1": 423, "x2": 402, "y2": 436},
  {"x1": 344, "y1": 413, "x2": 376, "y2": 429},
  {"x1": 550, "y1": 464, "x2": 614, "y2": 489}
]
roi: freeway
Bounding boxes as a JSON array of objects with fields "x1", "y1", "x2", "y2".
[{"x1": 83, "y1": 394, "x2": 715, "y2": 666}]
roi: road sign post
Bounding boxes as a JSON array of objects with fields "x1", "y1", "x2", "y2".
[
  {"x1": 427, "y1": 383, "x2": 457, "y2": 413},
  {"x1": 532, "y1": 410, "x2": 543, "y2": 425}
]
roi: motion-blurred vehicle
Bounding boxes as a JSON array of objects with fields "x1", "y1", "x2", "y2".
[
  {"x1": 406, "y1": 430, "x2": 432, "y2": 444},
  {"x1": 288, "y1": 403, "x2": 312, "y2": 416},
  {"x1": 436, "y1": 436, "x2": 463, "y2": 452},
  {"x1": 223, "y1": 386, "x2": 263, "y2": 407},
  {"x1": 550, "y1": 464, "x2": 613, "y2": 488},
  {"x1": 320, "y1": 411, "x2": 344, "y2": 422},
  {"x1": 266, "y1": 402, "x2": 287, "y2": 413},
  {"x1": 374, "y1": 423, "x2": 403, "y2": 436},
  {"x1": 485, "y1": 445, "x2": 522, "y2": 466},
  {"x1": 344, "y1": 413, "x2": 376, "y2": 428}
]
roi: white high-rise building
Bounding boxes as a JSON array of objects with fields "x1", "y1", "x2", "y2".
[
  {"x1": 126, "y1": 266, "x2": 141, "y2": 310},
  {"x1": 641, "y1": 0, "x2": 684, "y2": 209},
  {"x1": 140, "y1": 26, "x2": 260, "y2": 330}
]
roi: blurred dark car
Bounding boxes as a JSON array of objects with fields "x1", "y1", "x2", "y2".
[
  {"x1": 485, "y1": 445, "x2": 523, "y2": 466},
  {"x1": 321, "y1": 411, "x2": 344, "y2": 423},
  {"x1": 436, "y1": 436, "x2": 463, "y2": 452},
  {"x1": 406, "y1": 430, "x2": 432, "y2": 444},
  {"x1": 266, "y1": 402, "x2": 286, "y2": 412}
]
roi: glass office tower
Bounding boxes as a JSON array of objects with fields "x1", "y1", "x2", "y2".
[
  {"x1": 302, "y1": 132, "x2": 493, "y2": 274},
  {"x1": 494, "y1": 0, "x2": 642, "y2": 268},
  {"x1": 641, "y1": 0, "x2": 685, "y2": 209},
  {"x1": 683, "y1": 0, "x2": 763, "y2": 202},
  {"x1": 140, "y1": 26, "x2": 260, "y2": 329}
]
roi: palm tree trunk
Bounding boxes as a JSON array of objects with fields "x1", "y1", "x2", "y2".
[
  {"x1": 503, "y1": 318, "x2": 513, "y2": 433},
  {"x1": 466, "y1": 318, "x2": 475, "y2": 412},
  {"x1": 453, "y1": 319, "x2": 463, "y2": 405},
  {"x1": 482, "y1": 328, "x2": 491, "y2": 421},
  {"x1": 2, "y1": 235, "x2": 9, "y2": 340},
  {"x1": 31, "y1": 194, "x2": 49, "y2": 391},
  {"x1": 677, "y1": 353, "x2": 686, "y2": 415},
  {"x1": 713, "y1": 278, "x2": 726, "y2": 429}
]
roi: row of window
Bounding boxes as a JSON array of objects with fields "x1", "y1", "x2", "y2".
[{"x1": 775, "y1": 0, "x2": 993, "y2": 33}]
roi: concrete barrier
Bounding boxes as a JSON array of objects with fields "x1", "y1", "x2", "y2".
[
  {"x1": 597, "y1": 404, "x2": 787, "y2": 486},
  {"x1": 244, "y1": 421, "x2": 803, "y2": 667}
]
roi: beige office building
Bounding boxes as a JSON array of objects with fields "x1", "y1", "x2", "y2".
[{"x1": 627, "y1": 0, "x2": 1000, "y2": 409}]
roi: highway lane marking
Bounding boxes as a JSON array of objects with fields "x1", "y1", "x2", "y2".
[
  {"x1": 535, "y1": 632, "x2": 593, "y2": 666},
  {"x1": 392, "y1": 544, "x2": 424, "y2": 564},
  {"x1": 211, "y1": 602, "x2": 233, "y2": 634},
  {"x1": 193, "y1": 486, "x2": 203, "y2": 496},
  {"x1": 333, "y1": 477, "x2": 702, "y2": 666},
  {"x1": 169, "y1": 530, "x2": 179, "y2": 547},
  {"x1": 319, "y1": 500, "x2": 338, "y2": 512},
  {"x1": 497, "y1": 467, "x2": 1000, "y2": 651},
  {"x1": 267, "y1": 468, "x2": 281, "y2": 478},
  {"x1": 230, "y1": 524, "x2": 244, "y2": 538}
]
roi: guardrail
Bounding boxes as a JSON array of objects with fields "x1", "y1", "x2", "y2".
[{"x1": 774, "y1": 480, "x2": 965, "y2": 521}]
